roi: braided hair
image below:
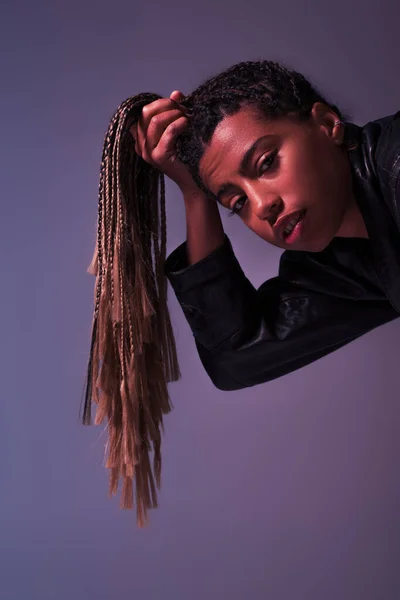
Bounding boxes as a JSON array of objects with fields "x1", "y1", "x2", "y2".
[{"x1": 83, "y1": 60, "x2": 347, "y2": 527}]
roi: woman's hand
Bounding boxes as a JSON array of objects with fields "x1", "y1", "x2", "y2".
[
  {"x1": 131, "y1": 91, "x2": 225, "y2": 265},
  {"x1": 130, "y1": 90, "x2": 197, "y2": 191}
]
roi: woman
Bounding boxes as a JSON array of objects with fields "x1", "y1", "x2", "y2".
[
  {"x1": 131, "y1": 60, "x2": 400, "y2": 391},
  {"x1": 85, "y1": 60, "x2": 400, "y2": 524}
]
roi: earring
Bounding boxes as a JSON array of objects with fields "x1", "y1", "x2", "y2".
[{"x1": 333, "y1": 119, "x2": 344, "y2": 145}]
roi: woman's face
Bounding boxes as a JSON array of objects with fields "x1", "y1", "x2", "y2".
[{"x1": 198, "y1": 102, "x2": 354, "y2": 252}]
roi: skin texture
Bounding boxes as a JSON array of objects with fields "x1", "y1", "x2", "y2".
[{"x1": 199, "y1": 102, "x2": 369, "y2": 252}]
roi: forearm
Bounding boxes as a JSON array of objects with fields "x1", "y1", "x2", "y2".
[{"x1": 181, "y1": 186, "x2": 225, "y2": 265}]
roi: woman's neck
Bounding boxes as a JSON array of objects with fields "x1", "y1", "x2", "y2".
[
  {"x1": 336, "y1": 196, "x2": 369, "y2": 239},
  {"x1": 335, "y1": 149, "x2": 369, "y2": 239}
]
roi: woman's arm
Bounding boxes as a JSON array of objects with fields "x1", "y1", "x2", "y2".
[
  {"x1": 180, "y1": 184, "x2": 225, "y2": 264},
  {"x1": 165, "y1": 234, "x2": 399, "y2": 390}
]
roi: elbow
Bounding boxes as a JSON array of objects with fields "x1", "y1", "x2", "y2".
[
  {"x1": 195, "y1": 342, "x2": 247, "y2": 391},
  {"x1": 210, "y1": 375, "x2": 245, "y2": 392}
]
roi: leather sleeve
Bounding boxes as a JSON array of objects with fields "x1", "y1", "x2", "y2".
[{"x1": 164, "y1": 235, "x2": 399, "y2": 390}]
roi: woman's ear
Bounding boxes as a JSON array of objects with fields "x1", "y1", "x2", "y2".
[{"x1": 311, "y1": 102, "x2": 342, "y2": 142}]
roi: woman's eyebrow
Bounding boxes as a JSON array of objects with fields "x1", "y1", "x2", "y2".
[{"x1": 216, "y1": 134, "x2": 274, "y2": 202}]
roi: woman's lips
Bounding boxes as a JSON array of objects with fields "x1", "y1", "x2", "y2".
[
  {"x1": 274, "y1": 209, "x2": 306, "y2": 243},
  {"x1": 283, "y1": 211, "x2": 306, "y2": 245}
]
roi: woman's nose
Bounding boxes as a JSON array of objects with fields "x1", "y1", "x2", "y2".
[{"x1": 251, "y1": 191, "x2": 282, "y2": 221}]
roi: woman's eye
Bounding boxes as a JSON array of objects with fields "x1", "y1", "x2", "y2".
[
  {"x1": 228, "y1": 151, "x2": 278, "y2": 217},
  {"x1": 259, "y1": 151, "x2": 277, "y2": 174},
  {"x1": 228, "y1": 196, "x2": 247, "y2": 216}
]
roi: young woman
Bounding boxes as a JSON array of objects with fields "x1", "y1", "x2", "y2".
[
  {"x1": 131, "y1": 60, "x2": 400, "y2": 391},
  {"x1": 85, "y1": 60, "x2": 400, "y2": 524}
]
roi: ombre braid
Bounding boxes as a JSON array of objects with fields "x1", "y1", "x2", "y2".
[
  {"x1": 83, "y1": 60, "x2": 347, "y2": 527},
  {"x1": 83, "y1": 93, "x2": 180, "y2": 526}
]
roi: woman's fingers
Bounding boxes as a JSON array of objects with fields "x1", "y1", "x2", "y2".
[
  {"x1": 151, "y1": 115, "x2": 188, "y2": 163},
  {"x1": 170, "y1": 90, "x2": 186, "y2": 103},
  {"x1": 143, "y1": 108, "x2": 187, "y2": 159},
  {"x1": 128, "y1": 91, "x2": 194, "y2": 188},
  {"x1": 130, "y1": 91, "x2": 187, "y2": 150},
  {"x1": 137, "y1": 98, "x2": 177, "y2": 152}
]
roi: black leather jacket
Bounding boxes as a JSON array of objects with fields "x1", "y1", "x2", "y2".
[{"x1": 164, "y1": 112, "x2": 400, "y2": 390}]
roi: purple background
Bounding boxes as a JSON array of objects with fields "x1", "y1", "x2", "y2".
[{"x1": 1, "y1": 1, "x2": 400, "y2": 598}]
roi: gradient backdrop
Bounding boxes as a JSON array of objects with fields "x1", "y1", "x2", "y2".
[{"x1": 1, "y1": 1, "x2": 400, "y2": 598}]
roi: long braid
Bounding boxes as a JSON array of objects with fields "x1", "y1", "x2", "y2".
[
  {"x1": 83, "y1": 93, "x2": 180, "y2": 527},
  {"x1": 84, "y1": 61, "x2": 348, "y2": 527}
]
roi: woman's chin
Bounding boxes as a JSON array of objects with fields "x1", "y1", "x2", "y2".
[{"x1": 302, "y1": 232, "x2": 334, "y2": 253}]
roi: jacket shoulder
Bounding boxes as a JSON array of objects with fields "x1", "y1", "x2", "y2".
[
  {"x1": 373, "y1": 110, "x2": 400, "y2": 173},
  {"x1": 350, "y1": 111, "x2": 400, "y2": 227},
  {"x1": 373, "y1": 111, "x2": 400, "y2": 225}
]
